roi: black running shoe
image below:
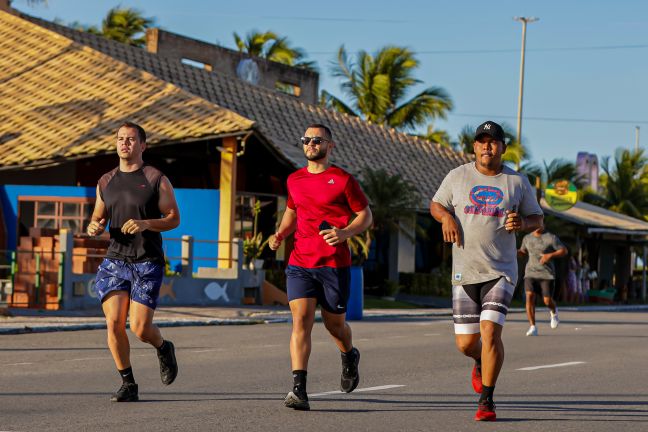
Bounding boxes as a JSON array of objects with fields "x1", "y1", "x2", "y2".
[
  {"x1": 284, "y1": 389, "x2": 310, "y2": 411},
  {"x1": 110, "y1": 382, "x2": 138, "y2": 402},
  {"x1": 340, "y1": 347, "x2": 360, "y2": 393},
  {"x1": 157, "y1": 340, "x2": 178, "y2": 385}
]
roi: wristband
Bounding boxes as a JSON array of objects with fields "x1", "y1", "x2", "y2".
[{"x1": 275, "y1": 232, "x2": 284, "y2": 242}]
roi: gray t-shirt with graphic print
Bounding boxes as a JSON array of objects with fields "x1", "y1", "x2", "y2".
[
  {"x1": 520, "y1": 231, "x2": 564, "y2": 280},
  {"x1": 432, "y1": 162, "x2": 543, "y2": 286}
]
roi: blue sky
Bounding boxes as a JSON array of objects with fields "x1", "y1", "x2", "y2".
[{"x1": 14, "y1": 0, "x2": 648, "y2": 166}]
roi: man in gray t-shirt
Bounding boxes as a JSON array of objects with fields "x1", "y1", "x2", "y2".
[
  {"x1": 430, "y1": 120, "x2": 543, "y2": 421},
  {"x1": 519, "y1": 228, "x2": 567, "y2": 336}
]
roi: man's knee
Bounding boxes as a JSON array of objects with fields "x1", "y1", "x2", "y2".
[
  {"x1": 542, "y1": 297, "x2": 552, "y2": 306},
  {"x1": 480, "y1": 322, "x2": 502, "y2": 346},
  {"x1": 129, "y1": 319, "x2": 152, "y2": 341},
  {"x1": 455, "y1": 335, "x2": 479, "y2": 355},
  {"x1": 323, "y1": 316, "x2": 345, "y2": 335}
]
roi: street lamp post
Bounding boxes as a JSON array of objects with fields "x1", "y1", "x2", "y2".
[{"x1": 514, "y1": 16, "x2": 538, "y2": 170}]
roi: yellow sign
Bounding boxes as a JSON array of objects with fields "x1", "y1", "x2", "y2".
[{"x1": 545, "y1": 179, "x2": 578, "y2": 211}]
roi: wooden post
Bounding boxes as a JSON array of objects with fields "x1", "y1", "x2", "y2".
[{"x1": 218, "y1": 136, "x2": 237, "y2": 268}]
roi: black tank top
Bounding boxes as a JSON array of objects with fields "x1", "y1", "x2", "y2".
[{"x1": 98, "y1": 165, "x2": 164, "y2": 263}]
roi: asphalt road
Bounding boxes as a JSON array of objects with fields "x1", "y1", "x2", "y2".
[{"x1": 1, "y1": 310, "x2": 647, "y2": 431}]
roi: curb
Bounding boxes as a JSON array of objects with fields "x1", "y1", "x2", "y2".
[{"x1": 0, "y1": 317, "x2": 290, "y2": 335}]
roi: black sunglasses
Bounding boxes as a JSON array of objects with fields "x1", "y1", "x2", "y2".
[{"x1": 301, "y1": 136, "x2": 329, "y2": 145}]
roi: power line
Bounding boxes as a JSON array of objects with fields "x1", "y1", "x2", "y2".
[
  {"x1": 450, "y1": 113, "x2": 648, "y2": 125},
  {"x1": 309, "y1": 44, "x2": 648, "y2": 56}
]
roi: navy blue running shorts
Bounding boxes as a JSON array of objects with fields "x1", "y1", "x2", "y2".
[
  {"x1": 285, "y1": 265, "x2": 350, "y2": 314},
  {"x1": 95, "y1": 258, "x2": 164, "y2": 309}
]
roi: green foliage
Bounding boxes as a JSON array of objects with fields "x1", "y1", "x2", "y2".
[
  {"x1": 399, "y1": 268, "x2": 453, "y2": 298},
  {"x1": 233, "y1": 30, "x2": 317, "y2": 71},
  {"x1": 583, "y1": 148, "x2": 648, "y2": 220},
  {"x1": 99, "y1": 7, "x2": 153, "y2": 47},
  {"x1": 67, "y1": 7, "x2": 153, "y2": 47},
  {"x1": 322, "y1": 45, "x2": 452, "y2": 130},
  {"x1": 242, "y1": 200, "x2": 269, "y2": 264},
  {"x1": 521, "y1": 158, "x2": 584, "y2": 189},
  {"x1": 359, "y1": 167, "x2": 424, "y2": 242}
]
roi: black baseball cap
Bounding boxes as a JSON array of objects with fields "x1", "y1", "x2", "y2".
[{"x1": 474, "y1": 121, "x2": 505, "y2": 143}]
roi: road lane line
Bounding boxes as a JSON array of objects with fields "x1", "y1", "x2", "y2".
[
  {"x1": 517, "y1": 361, "x2": 586, "y2": 371},
  {"x1": 3, "y1": 362, "x2": 33, "y2": 366},
  {"x1": 310, "y1": 384, "x2": 405, "y2": 397}
]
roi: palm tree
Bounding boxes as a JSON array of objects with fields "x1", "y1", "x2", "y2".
[
  {"x1": 360, "y1": 167, "x2": 424, "y2": 241},
  {"x1": 233, "y1": 30, "x2": 316, "y2": 71},
  {"x1": 321, "y1": 46, "x2": 453, "y2": 131},
  {"x1": 522, "y1": 158, "x2": 584, "y2": 189},
  {"x1": 99, "y1": 7, "x2": 153, "y2": 47},
  {"x1": 358, "y1": 167, "x2": 425, "y2": 283},
  {"x1": 584, "y1": 148, "x2": 648, "y2": 220},
  {"x1": 416, "y1": 125, "x2": 455, "y2": 150},
  {"x1": 68, "y1": 7, "x2": 153, "y2": 47}
]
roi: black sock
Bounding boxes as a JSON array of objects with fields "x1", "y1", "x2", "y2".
[
  {"x1": 119, "y1": 367, "x2": 135, "y2": 384},
  {"x1": 292, "y1": 370, "x2": 307, "y2": 395},
  {"x1": 341, "y1": 347, "x2": 356, "y2": 363},
  {"x1": 480, "y1": 385, "x2": 494, "y2": 403},
  {"x1": 157, "y1": 340, "x2": 170, "y2": 354}
]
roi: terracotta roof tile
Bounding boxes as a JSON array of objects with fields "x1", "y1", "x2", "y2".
[
  {"x1": 0, "y1": 11, "x2": 254, "y2": 169},
  {"x1": 15, "y1": 12, "x2": 471, "y2": 207}
]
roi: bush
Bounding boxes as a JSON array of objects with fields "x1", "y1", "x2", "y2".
[{"x1": 399, "y1": 267, "x2": 452, "y2": 298}]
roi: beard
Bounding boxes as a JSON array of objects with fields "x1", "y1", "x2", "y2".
[{"x1": 304, "y1": 147, "x2": 327, "y2": 161}]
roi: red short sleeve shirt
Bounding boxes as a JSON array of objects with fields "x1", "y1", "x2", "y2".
[{"x1": 286, "y1": 165, "x2": 369, "y2": 268}]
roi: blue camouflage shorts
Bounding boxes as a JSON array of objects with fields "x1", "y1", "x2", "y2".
[{"x1": 95, "y1": 258, "x2": 164, "y2": 309}]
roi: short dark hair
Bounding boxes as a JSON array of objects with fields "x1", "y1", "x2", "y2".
[
  {"x1": 306, "y1": 123, "x2": 332, "y2": 140},
  {"x1": 119, "y1": 121, "x2": 146, "y2": 143}
]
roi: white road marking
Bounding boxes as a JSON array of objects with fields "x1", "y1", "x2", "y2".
[
  {"x1": 517, "y1": 361, "x2": 586, "y2": 371},
  {"x1": 310, "y1": 384, "x2": 405, "y2": 397},
  {"x1": 2, "y1": 362, "x2": 33, "y2": 366}
]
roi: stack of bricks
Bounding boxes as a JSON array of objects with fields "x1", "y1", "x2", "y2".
[
  {"x1": 12, "y1": 228, "x2": 109, "y2": 309},
  {"x1": 13, "y1": 227, "x2": 60, "y2": 309},
  {"x1": 72, "y1": 237, "x2": 109, "y2": 275}
]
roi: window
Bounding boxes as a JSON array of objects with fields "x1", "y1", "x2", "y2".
[
  {"x1": 181, "y1": 58, "x2": 213, "y2": 71},
  {"x1": 275, "y1": 81, "x2": 301, "y2": 97},
  {"x1": 18, "y1": 197, "x2": 94, "y2": 236}
]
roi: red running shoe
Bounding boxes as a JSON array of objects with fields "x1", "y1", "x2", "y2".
[
  {"x1": 471, "y1": 363, "x2": 483, "y2": 394},
  {"x1": 474, "y1": 400, "x2": 496, "y2": 421}
]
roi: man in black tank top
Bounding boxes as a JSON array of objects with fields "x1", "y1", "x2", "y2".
[{"x1": 87, "y1": 122, "x2": 181, "y2": 402}]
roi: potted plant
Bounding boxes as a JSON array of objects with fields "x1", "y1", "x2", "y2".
[{"x1": 242, "y1": 200, "x2": 269, "y2": 270}]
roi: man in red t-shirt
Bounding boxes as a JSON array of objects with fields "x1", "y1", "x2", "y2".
[{"x1": 269, "y1": 123, "x2": 373, "y2": 411}]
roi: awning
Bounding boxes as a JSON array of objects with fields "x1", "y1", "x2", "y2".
[{"x1": 541, "y1": 198, "x2": 648, "y2": 237}]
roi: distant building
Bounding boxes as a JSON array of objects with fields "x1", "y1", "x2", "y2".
[{"x1": 576, "y1": 152, "x2": 599, "y2": 191}]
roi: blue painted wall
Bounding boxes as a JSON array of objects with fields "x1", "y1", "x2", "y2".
[{"x1": 0, "y1": 185, "x2": 220, "y2": 271}]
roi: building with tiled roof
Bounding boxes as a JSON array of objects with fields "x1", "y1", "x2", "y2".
[
  {"x1": 0, "y1": 11, "x2": 253, "y2": 170},
  {"x1": 7, "y1": 9, "x2": 470, "y2": 206},
  {"x1": 0, "y1": 7, "x2": 471, "y2": 289}
]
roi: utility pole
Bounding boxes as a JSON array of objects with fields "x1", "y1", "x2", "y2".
[
  {"x1": 635, "y1": 126, "x2": 640, "y2": 152},
  {"x1": 514, "y1": 16, "x2": 538, "y2": 170}
]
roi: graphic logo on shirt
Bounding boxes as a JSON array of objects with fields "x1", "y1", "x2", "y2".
[
  {"x1": 464, "y1": 185, "x2": 506, "y2": 217},
  {"x1": 328, "y1": 179, "x2": 335, "y2": 184}
]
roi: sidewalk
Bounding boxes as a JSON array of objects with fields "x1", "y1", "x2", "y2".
[{"x1": 1, "y1": 304, "x2": 647, "y2": 335}]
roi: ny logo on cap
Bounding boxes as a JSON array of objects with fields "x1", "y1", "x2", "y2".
[{"x1": 484, "y1": 123, "x2": 491, "y2": 130}]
